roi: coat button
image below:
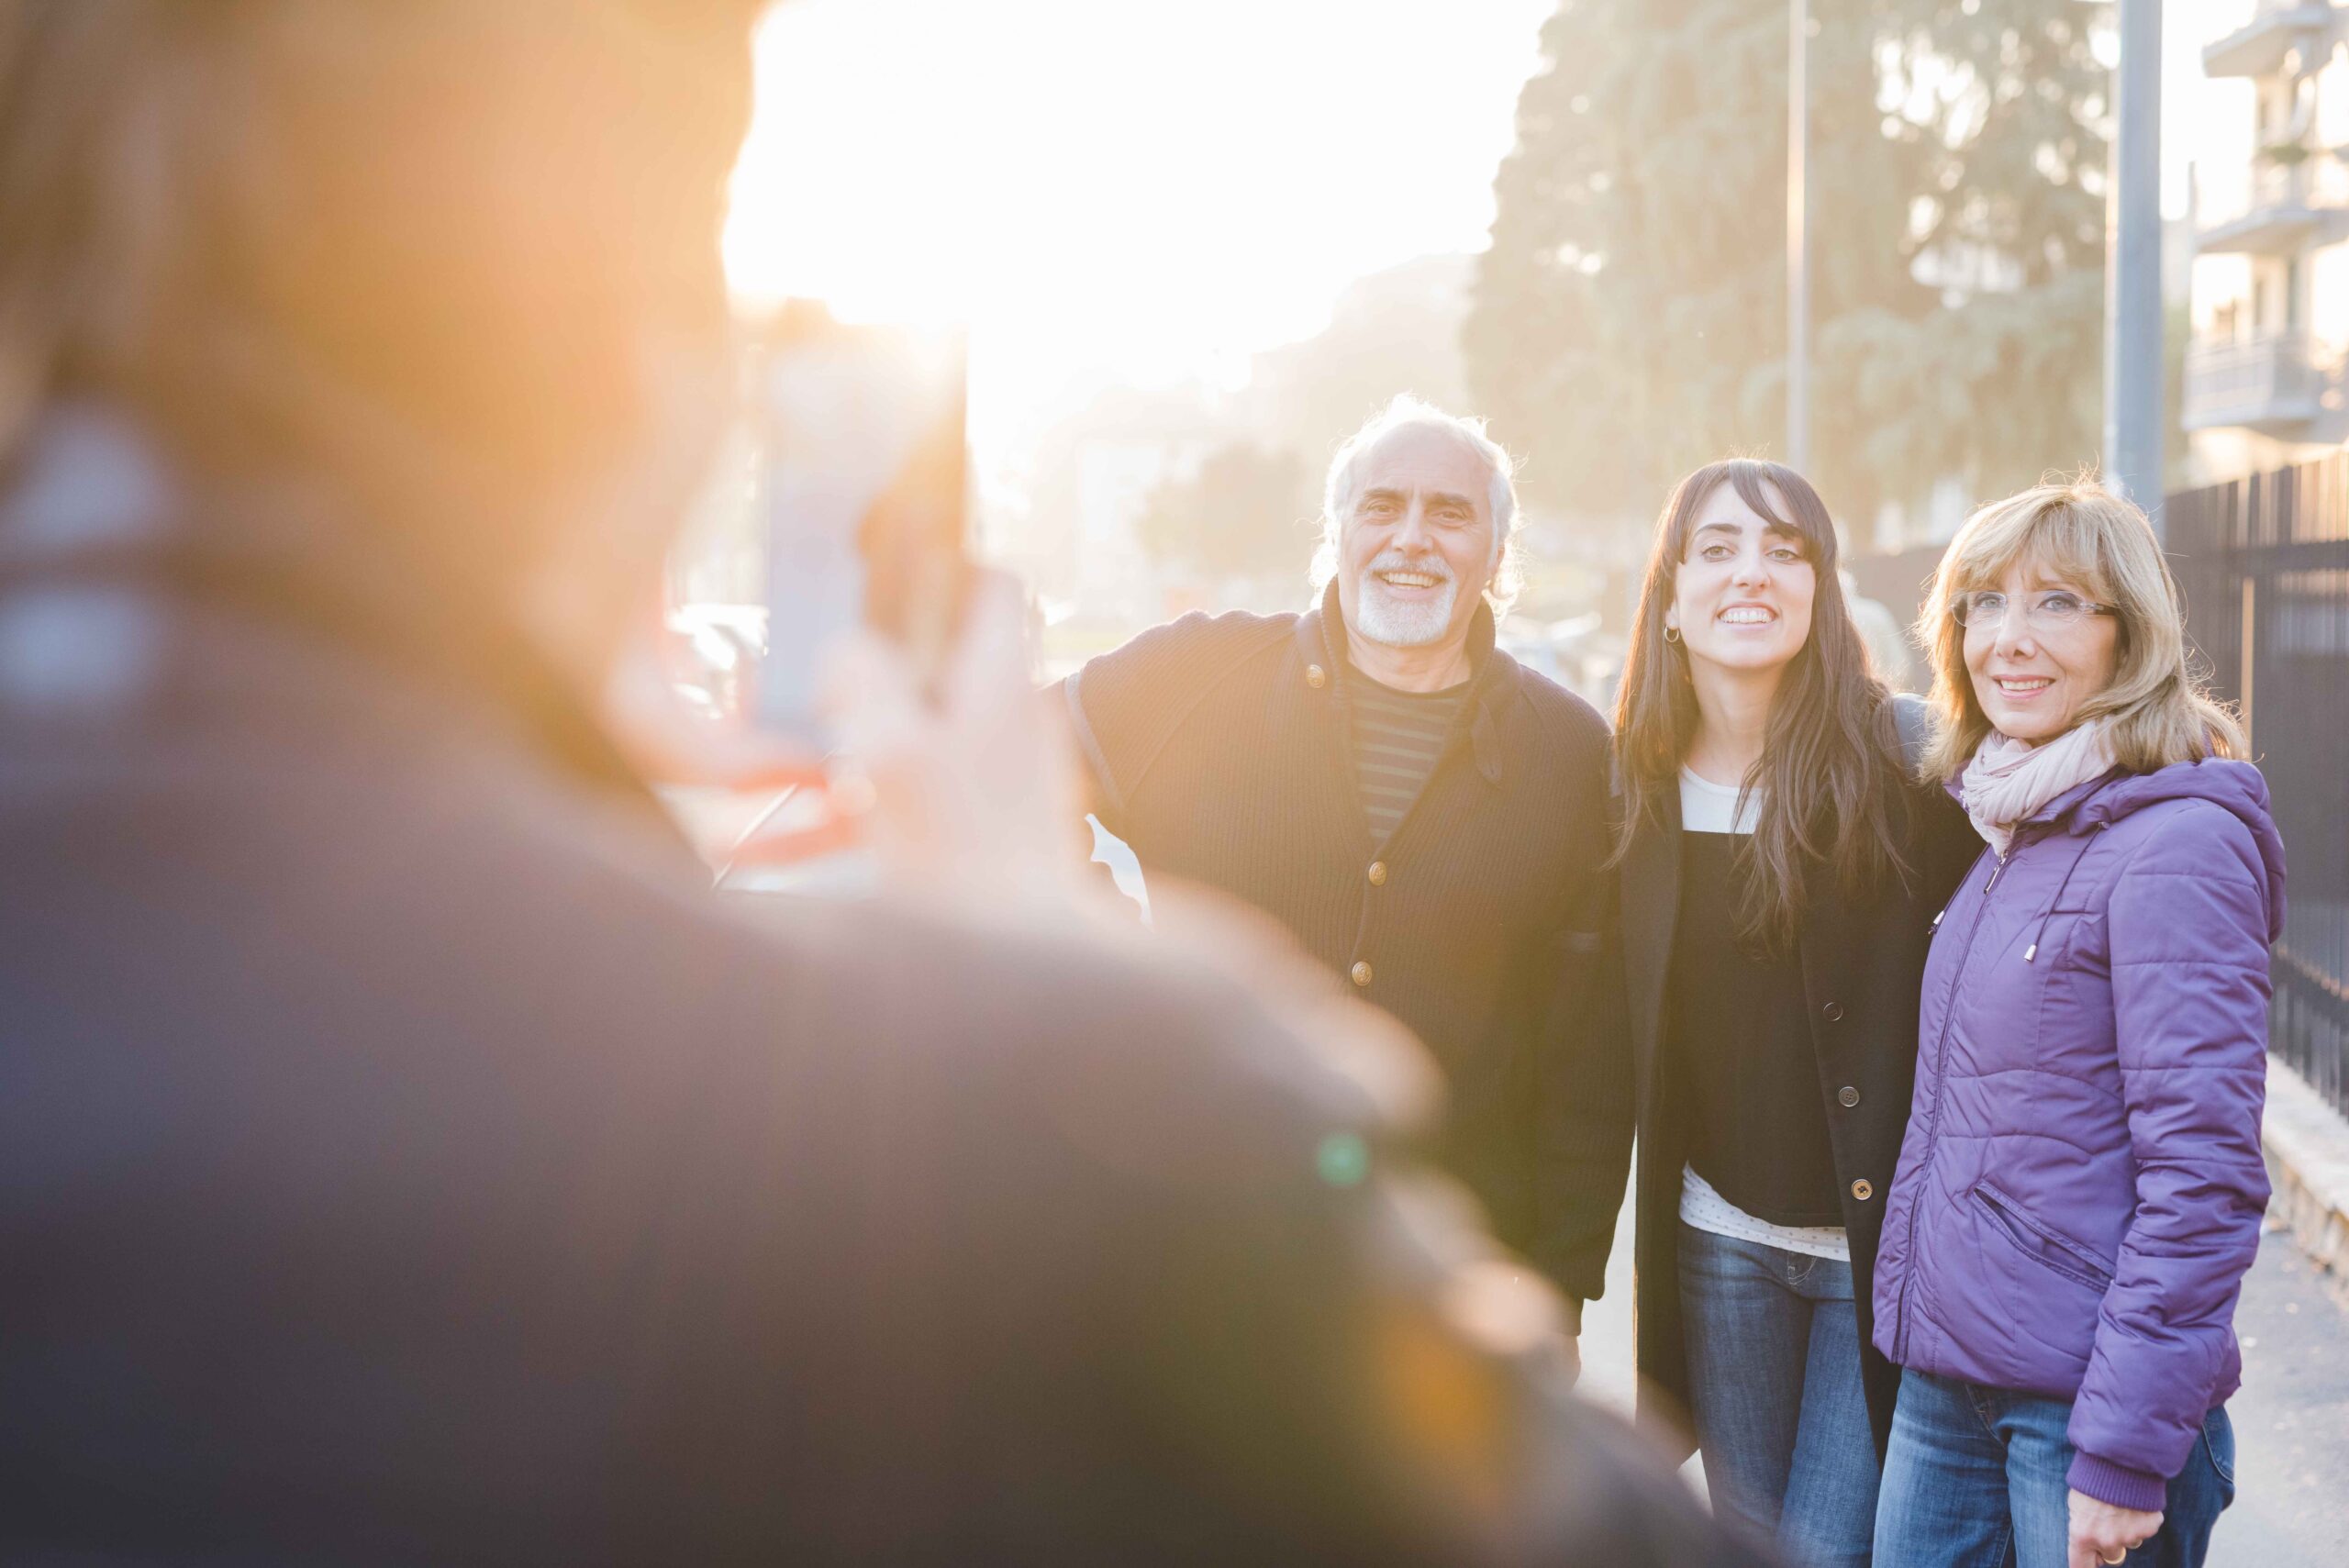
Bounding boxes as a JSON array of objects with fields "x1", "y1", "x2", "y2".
[
  {"x1": 1850, "y1": 1178, "x2": 1874, "y2": 1201},
  {"x1": 1350, "y1": 961, "x2": 1373, "y2": 987},
  {"x1": 1306, "y1": 663, "x2": 1328, "y2": 689},
  {"x1": 1367, "y1": 861, "x2": 1387, "y2": 886},
  {"x1": 1838, "y1": 1084, "x2": 1861, "y2": 1109},
  {"x1": 1822, "y1": 1001, "x2": 1845, "y2": 1022}
]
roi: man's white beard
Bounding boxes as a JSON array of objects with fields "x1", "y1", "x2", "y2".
[{"x1": 1352, "y1": 557, "x2": 1460, "y2": 648}]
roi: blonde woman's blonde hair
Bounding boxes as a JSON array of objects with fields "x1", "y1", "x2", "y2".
[{"x1": 1918, "y1": 480, "x2": 2243, "y2": 782}]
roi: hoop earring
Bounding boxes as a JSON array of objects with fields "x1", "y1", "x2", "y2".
[{"x1": 1664, "y1": 624, "x2": 1682, "y2": 644}]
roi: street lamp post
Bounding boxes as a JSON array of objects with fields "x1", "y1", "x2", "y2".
[
  {"x1": 2105, "y1": 0, "x2": 2164, "y2": 530},
  {"x1": 1787, "y1": 0, "x2": 1809, "y2": 473}
]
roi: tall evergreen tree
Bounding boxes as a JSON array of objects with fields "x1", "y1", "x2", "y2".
[{"x1": 1469, "y1": 0, "x2": 2108, "y2": 545}]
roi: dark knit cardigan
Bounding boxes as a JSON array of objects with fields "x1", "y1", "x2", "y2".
[
  {"x1": 1619, "y1": 756, "x2": 1983, "y2": 1459},
  {"x1": 1064, "y1": 583, "x2": 1633, "y2": 1303}
]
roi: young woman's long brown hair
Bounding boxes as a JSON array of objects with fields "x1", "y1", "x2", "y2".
[{"x1": 1612, "y1": 460, "x2": 1913, "y2": 950}]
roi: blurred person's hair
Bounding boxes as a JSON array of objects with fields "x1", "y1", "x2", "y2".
[
  {"x1": 0, "y1": 0, "x2": 762, "y2": 596},
  {"x1": 1917, "y1": 480, "x2": 2243, "y2": 781},
  {"x1": 1311, "y1": 395, "x2": 1523, "y2": 617},
  {"x1": 1613, "y1": 459, "x2": 1913, "y2": 951}
]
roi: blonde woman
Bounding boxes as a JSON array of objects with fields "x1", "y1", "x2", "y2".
[{"x1": 1871, "y1": 484, "x2": 2282, "y2": 1568}]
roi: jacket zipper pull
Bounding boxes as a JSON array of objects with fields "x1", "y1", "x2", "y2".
[{"x1": 2021, "y1": 838, "x2": 2094, "y2": 968}]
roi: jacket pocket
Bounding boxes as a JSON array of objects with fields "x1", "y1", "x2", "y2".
[{"x1": 1971, "y1": 1181, "x2": 2116, "y2": 1292}]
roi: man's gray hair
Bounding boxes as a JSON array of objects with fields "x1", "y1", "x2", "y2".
[{"x1": 1310, "y1": 394, "x2": 1524, "y2": 617}]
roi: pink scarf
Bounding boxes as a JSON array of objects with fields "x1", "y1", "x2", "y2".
[{"x1": 1958, "y1": 721, "x2": 2116, "y2": 857}]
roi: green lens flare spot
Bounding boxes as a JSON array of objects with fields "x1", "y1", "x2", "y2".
[{"x1": 1315, "y1": 1131, "x2": 1370, "y2": 1187}]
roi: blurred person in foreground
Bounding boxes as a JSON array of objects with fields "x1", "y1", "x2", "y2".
[
  {"x1": 1871, "y1": 484, "x2": 2279, "y2": 1568},
  {"x1": 0, "y1": 4, "x2": 1765, "y2": 1563},
  {"x1": 1063, "y1": 395, "x2": 1631, "y2": 1355}
]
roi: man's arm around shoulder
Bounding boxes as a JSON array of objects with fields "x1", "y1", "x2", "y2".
[{"x1": 1057, "y1": 607, "x2": 1293, "y2": 830}]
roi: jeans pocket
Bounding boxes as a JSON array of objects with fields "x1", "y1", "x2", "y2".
[{"x1": 2199, "y1": 1407, "x2": 2237, "y2": 1498}]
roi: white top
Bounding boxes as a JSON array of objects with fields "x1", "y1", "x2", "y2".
[
  {"x1": 1678, "y1": 766, "x2": 1762, "y2": 834},
  {"x1": 1673, "y1": 767, "x2": 1850, "y2": 1263}
]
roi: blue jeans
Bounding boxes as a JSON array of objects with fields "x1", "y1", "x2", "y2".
[
  {"x1": 1874, "y1": 1368, "x2": 2235, "y2": 1568},
  {"x1": 1678, "y1": 1221, "x2": 1879, "y2": 1568}
]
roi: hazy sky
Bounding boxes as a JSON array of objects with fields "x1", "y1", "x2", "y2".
[
  {"x1": 724, "y1": 0, "x2": 1555, "y2": 457},
  {"x1": 724, "y1": 0, "x2": 2262, "y2": 463}
]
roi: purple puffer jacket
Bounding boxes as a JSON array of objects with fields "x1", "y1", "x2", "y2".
[{"x1": 1873, "y1": 758, "x2": 2284, "y2": 1514}]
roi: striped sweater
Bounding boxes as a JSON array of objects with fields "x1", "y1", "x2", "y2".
[{"x1": 1348, "y1": 675, "x2": 1471, "y2": 845}]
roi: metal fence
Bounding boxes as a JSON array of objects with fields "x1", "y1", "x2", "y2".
[{"x1": 2168, "y1": 461, "x2": 2349, "y2": 1119}]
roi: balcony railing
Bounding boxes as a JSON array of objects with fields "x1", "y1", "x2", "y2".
[
  {"x1": 2182, "y1": 332, "x2": 2327, "y2": 433},
  {"x1": 2197, "y1": 157, "x2": 2349, "y2": 255},
  {"x1": 2204, "y1": 3, "x2": 2335, "y2": 80}
]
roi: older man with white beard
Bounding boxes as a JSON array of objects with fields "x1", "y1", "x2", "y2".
[{"x1": 1063, "y1": 395, "x2": 1631, "y2": 1340}]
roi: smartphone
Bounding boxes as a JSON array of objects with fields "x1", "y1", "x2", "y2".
[{"x1": 751, "y1": 303, "x2": 970, "y2": 750}]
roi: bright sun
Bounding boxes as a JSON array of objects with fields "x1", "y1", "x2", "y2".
[{"x1": 721, "y1": 0, "x2": 1554, "y2": 406}]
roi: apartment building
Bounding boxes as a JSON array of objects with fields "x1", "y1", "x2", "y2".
[{"x1": 2186, "y1": 2, "x2": 2349, "y2": 479}]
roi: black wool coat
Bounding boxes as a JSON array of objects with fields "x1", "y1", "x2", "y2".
[
  {"x1": 1617, "y1": 728, "x2": 1982, "y2": 1460},
  {"x1": 1065, "y1": 582, "x2": 1634, "y2": 1303}
]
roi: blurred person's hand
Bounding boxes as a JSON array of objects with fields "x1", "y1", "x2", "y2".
[
  {"x1": 832, "y1": 569, "x2": 1096, "y2": 910},
  {"x1": 602, "y1": 595, "x2": 834, "y2": 869},
  {"x1": 606, "y1": 571, "x2": 1094, "y2": 895}
]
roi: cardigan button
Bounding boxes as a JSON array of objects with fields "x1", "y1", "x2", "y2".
[
  {"x1": 1850, "y1": 1178, "x2": 1874, "y2": 1201},
  {"x1": 1822, "y1": 1001, "x2": 1845, "y2": 1022},
  {"x1": 1838, "y1": 1084, "x2": 1861, "y2": 1108},
  {"x1": 1305, "y1": 663, "x2": 1328, "y2": 689},
  {"x1": 1367, "y1": 861, "x2": 1387, "y2": 886},
  {"x1": 1350, "y1": 961, "x2": 1373, "y2": 987}
]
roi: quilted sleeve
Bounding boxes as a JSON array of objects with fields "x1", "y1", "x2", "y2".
[{"x1": 2065, "y1": 803, "x2": 2274, "y2": 1510}]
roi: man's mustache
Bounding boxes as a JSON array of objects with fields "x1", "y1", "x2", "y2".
[{"x1": 1363, "y1": 553, "x2": 1453, "y2": 584}]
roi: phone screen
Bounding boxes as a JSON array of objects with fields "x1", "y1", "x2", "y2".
[{"x1": 751, "y1": 305, "x2": 969, "y2": 750}]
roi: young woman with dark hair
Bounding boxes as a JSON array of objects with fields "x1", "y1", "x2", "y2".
[{"x1": 1612, "y1": 460, "x2": 1979, "y2": 1566}]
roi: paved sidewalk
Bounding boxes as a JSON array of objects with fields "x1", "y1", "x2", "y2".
[
  {"x1": 2209, "y1": 1223, "x2": 2349, "y2": 1568},
  {"x1": 2210, "y1": 1058, "x2": 2349, "y2": 1566},
  {"x1": 1571, "y1": 1191, "x2": 2349, "y2": 1563},
  {"x1": 2261, "y1": 1058, "x2": 2349, "y2": 1302}
]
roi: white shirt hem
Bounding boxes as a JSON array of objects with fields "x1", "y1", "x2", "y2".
[{"x1": 1678, "y1": 1165, "x2": 1851, "y2": 1262}]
